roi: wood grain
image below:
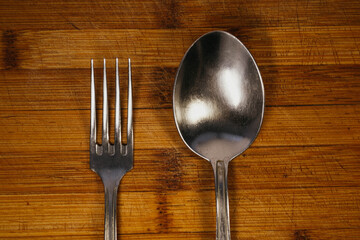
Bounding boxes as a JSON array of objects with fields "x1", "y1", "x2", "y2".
[
  {"x1": 0, "y1": 106, "x2": 359, "y2": 152},
  {"x1": 0, "y1": 0, "x2": 359, "y2": 239},
  {"x1": 1, "y1": 146, "x2": 359, "y2": 194},
  {"x1": 1, "y1": 27, "x2": 360, "y2": 70},
  {"x1": 1, "y1": 64, "x2": 360, "y2": 111},
  {"x1": 1, "y1": 0, "x2": 360, "y2": 30}
]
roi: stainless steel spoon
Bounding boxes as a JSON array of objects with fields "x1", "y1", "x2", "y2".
[{"x1": 173, "y1": 31, "x2": 264, "y2": 240}]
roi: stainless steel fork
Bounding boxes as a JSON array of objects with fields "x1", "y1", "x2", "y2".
[{"x1": 90, "y1": 58, "x2": 133, "y2": 240}]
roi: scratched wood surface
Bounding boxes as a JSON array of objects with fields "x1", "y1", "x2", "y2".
[{"x1": 0, "y1": 0, "x2": 360, "y2": 239}]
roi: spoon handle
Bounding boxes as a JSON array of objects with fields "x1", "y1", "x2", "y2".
[{"x1": 214, "y1": 160, "x2": 231, "y2": 240}]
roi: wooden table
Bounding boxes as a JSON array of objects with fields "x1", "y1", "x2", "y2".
[{"x1": 0, "y1": 0, "x2": 359, "y2": 239}]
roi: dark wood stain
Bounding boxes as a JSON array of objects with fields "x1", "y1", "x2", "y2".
[
  {"x1": 151, "y1": 67, "x2": 175, "y2": 107},
  {"x1": 156, "y1": 193, "x2": 170, "y2": 232},
  {"x1": 159, "y1": 0, "x2": 181, "y2": 28},
  {"x1": 159, "y1": 148, "x2": 183, "y2": 190},
  {"x1": 154, "y1": 148, "x2": 183, "y2": 232},
  {"x1": 3, "y1": 30, "x2": 18, "y2": 69},
  {"x1": 295, "y1": 230, "x2": 312, "y2": 240}
]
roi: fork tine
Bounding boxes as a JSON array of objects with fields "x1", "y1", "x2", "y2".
[
  {"x1": 90, "y1": 59, "x2": 97, "y2": 152},
  {"x1": 115, "y1": 58, "x2": 121, "y2": 147},
  {"x1": 102, "y1": 58, "x2": 109, "y2": 151},
  {"x1": 127, "y1": 58, "x2": 133, "y2": 148}
]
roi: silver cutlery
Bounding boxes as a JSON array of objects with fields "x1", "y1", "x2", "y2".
[
  {"x1": 173, "y1": 31, "x2": 264, "y2": 240},
  {"x1": 90, "y1": 58, "x2": 133, "y2": 240}
]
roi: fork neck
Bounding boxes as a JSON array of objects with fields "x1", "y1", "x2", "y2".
[{"x1": 103, "y1": 180, "x2": 119, "y2": 240}]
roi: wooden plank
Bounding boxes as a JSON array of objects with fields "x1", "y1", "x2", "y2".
[
  {"x1": 0, "y1": 106, "x2": 358, "y2": 152},
  {"x1": 0, "y1": 187, "x2": 359, "y2": 238},
  {"x1": 0, "y1": 192, "x2": 158, "y2": 236},
  {"x1": 0, "y1": 0, "x2": 359, "y2": 30},
  {"x1": 3, "y1": 229, "x2": 360, "y2": 240},
  {"x1": 168, "y1": 188, "x2": 360, "y2": 232},
  {"x1": 1, "y1": 27, "x2": 360, "y2": 70},
  {"x1": 0, "y1": 146, "x2": 359, "y2": 194},
  {"x1": 0, "y1": 64, "x2": 359, "y2": 111}
]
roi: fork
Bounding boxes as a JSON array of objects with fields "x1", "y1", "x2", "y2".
[{"x1": 90, "y1": 58, "x2": 133, "y2": 240}]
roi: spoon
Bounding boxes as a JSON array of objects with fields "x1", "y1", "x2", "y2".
[{"x1": 173, "y1": 31, "x2": 264, "y2": 239}]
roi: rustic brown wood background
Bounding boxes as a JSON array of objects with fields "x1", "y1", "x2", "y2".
[{"x1": 0, "y1": 0, "x2": 359, "y2": 239}]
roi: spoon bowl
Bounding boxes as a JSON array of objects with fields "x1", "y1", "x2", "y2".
[{"x1": 173, "y1": 31, "x2": 264, "y2": 239}]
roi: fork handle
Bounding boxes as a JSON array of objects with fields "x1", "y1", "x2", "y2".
[
  {"x1": 104, "y1": 183, "x2": 119, "y2": 240},
  {"x1": 214, "y1": 160, "x2": 231, "y2": 240}
]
